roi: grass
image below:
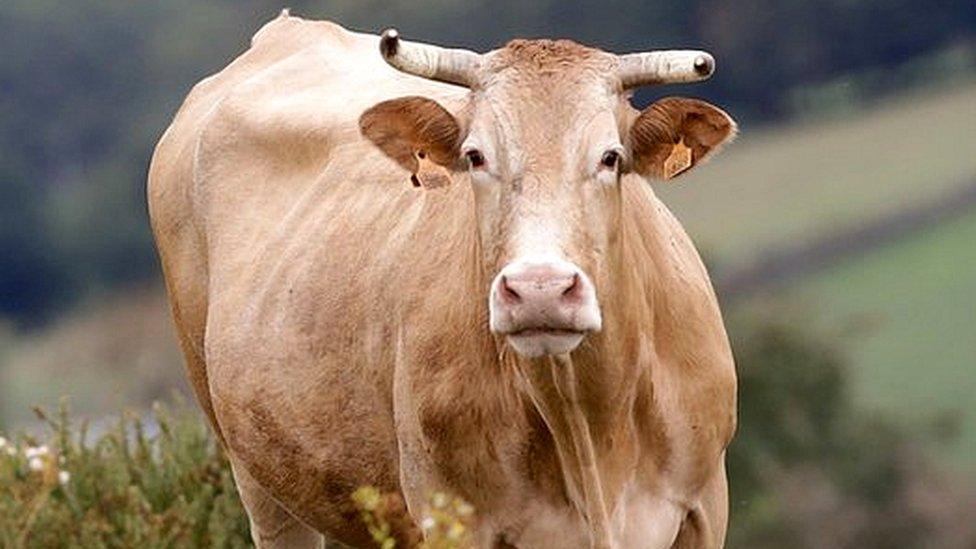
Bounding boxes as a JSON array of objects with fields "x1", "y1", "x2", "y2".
[
  {"x1": 658, "y1": 81, "x2": 976, "y2": 270},
  {"x1": 780, "y1": 209, "x2": 976, "y2": 466}
]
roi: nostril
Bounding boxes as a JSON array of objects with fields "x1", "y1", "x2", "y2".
[
  {"x1": 562, "y1": 273, "x2": 581, "y2": 298},
  {"x1": 500, "y1": 275, "x2": 521, "y2": 302}
]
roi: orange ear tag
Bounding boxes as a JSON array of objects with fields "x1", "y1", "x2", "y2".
[
  {"x1": 662, "y1": 139, "x2": 693, "y2": 180},
  {"x1": 412, "y1": 150, "x2": 452, "y2": 189}
]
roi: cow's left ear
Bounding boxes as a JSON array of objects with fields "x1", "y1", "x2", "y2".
[
  {"x1": 627, "y1": 97, "x2": 736, "y2": 181},
  {"x1": 360, "y1": 96, "x2": 463, "y2": 189}
]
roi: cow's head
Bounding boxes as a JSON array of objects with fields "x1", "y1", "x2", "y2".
[{"x1": 361, "y1": 30, "x2": 735, "y2": 358}]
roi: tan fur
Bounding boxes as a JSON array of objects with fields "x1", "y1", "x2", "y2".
[
  {"x1": 148, "y1": 15, "x2": 737, "y2": 549},
  {"x1": 489, "y1": 39, "x2": 610, "y2": 71}
]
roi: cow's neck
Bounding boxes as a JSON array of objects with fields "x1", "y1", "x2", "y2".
[
  {"x1": 531, "y1": 353, "x2": 618, "y2": 548},
  {"x1": 506, "y1": 217, "x2": 658, "y2": 548}
]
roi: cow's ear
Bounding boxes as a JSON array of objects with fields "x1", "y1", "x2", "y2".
[
  {"x1": 627, "y1": 97, "x2": 736, "y2": 181},
  {"x1": 360, "y1": 96, "x2": 462, "y2": 189}
]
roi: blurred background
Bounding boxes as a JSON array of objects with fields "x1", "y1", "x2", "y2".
[{"x1": 1, "y1": 0, "x2": 974, "y2": 546}]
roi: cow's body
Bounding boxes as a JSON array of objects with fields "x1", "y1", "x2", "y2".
[{"x1": 149, "y1": 14, "x2": 736, "y2": 549}]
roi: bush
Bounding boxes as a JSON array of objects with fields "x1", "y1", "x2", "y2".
[
  {"x1": 352, "y1": 487, "x2": 473, "y2": 549},
  {"x1": 0, "y1": 402, "x2": 250, "y2": 548},
  {"x1": 0, "y1": 402, "x2": 476, "y2": 549},
  {"x1": 726, "y1": 304, "x2": 976, "y2": 548}
]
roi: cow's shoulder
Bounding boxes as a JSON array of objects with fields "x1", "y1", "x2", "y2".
[
  {"x1": 150, "y1": 16, "x2": 463, "y2": 234},
  {"x1": 153, "y1": 15, "x2": 372, "y2": 181},
  {"x1": 195, "y1": 13, "x2": 467, "y2": 146},
  {"x1": 182, "y1": 13, "x2": 364, "y2": 128},
  {"x1": 187, "y1": 17, "x2": 468, "y2": 190}
]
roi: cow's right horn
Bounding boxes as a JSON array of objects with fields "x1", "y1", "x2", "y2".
[{"x1": 379, "y1": 28, "x2": 482, "y2": 88}]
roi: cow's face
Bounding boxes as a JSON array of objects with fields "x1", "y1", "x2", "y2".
[{"x1": 362, "y1": 35, "x2": 735, "y2": 358}]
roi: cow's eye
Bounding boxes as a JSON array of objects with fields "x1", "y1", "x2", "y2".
[
  {"x1": 465, "y1": 149, "x2": 486, "y2": 169},
  {"x1": 600, "y1": 150, "x2": 620, "y2": 169}
]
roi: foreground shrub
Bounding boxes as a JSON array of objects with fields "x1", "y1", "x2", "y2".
[
  {"x1": 0, "y1": 403, "x2": 477, "y2": 549},
  {"x1": 0, "y1": 402, "x2": 251, "y2": 548},
  {"x1": 726, "y1": 304, "x2": 976, "y2": 548},
  {"x1": 352, "y1": 486, "x2": 473, "y2": 549}
]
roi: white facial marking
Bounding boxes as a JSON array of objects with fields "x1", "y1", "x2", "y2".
[
  {"x1": 467, "y1": 95, "x2": 620, "y2": 359},
  {"x1": 489, "y1": 255, "x2": 602, "y2": 358}
]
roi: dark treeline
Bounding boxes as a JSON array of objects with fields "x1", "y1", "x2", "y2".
[{"x1": 0, "y1": 0, "x2": 974, "y2": 324}]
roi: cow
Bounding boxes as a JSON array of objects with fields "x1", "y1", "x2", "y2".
[{"x1": 148, "y1": 12, "x2": 737, "y2": 549}]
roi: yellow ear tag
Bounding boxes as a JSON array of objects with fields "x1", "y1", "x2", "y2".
[
  {"x1": 663, "y1": 139, "x2": 693, "y2": 180},
  {"x1": 412, "y1": 150, "x2": 452, "y2": 189}
]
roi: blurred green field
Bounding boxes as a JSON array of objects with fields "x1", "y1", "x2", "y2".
[
  {"x1": 792, "y1": 209, "x2": 976, "y2": 466},
  {"x1": 660, "y1": 81, "x2": 976, "y2": 269}
]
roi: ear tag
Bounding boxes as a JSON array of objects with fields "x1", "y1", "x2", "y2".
[
  {"x1": 663, "y1": 139, "x2": 693, "y2": 180},
  {"x1": 412, "y1": 150, "x2": 452, "y2": 189}
]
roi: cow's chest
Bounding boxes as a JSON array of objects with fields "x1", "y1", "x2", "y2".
[
  {"x1": 405, "y1": 387, "x2": 722, "y2": 549},
  {"x1": 498, "y1": 487, "x2": 686, "y2": 549}
]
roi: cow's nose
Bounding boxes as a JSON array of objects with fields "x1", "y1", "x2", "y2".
[
  {"x1": 498, "y1": 270, "x2": 582, "y2": 305},
  {"x1": 489, "y1": 258, "x2": 602, "y2": 357}
]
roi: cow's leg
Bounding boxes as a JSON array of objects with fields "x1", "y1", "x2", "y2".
[
  {"x1": 671, "y1": 459, "x2": 729, "y2": 548},
  {"x1": 230, "y1": 460, "x2": 325, "y2": 549}
]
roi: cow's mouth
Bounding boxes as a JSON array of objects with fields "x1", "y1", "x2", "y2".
[
  {"x1": 504, "y1": 328, "x2": 586, "y2": 358},
  {"x1": 509, "y1": 328, "x2": 582, "y2": 337}
]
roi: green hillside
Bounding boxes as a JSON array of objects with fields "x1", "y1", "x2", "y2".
[
  {"x1": 659, "y1": 81, "x2": 976, "y2": 270},
  {"x1": 789, "y1": 209, "x2": 976, "y2": 465}
]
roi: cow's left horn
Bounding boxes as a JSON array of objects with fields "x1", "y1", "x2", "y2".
[
  {"x1": 617, "y1": 50, "x2": 715, "y2": 89},
  {"x1": 379, "y1": 28, "x2": 482, "y2": 88}
]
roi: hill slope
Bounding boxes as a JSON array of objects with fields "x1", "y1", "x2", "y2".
[
  {"x1": 791, "y1": 209, "x2": 976, "y2": 464},
  {"x1": 659, "y1": 82, "x2": 976, "y2": 270}
]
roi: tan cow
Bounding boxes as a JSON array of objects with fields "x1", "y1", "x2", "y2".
[{"x1": 148, "y1": 12, "x2": 737, "y2": 549}]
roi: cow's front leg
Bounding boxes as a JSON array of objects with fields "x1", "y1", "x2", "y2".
[
  {"x1": 670, "y1": 459, "x2": 729, "y2": 549},
  {"x1": 230, "y1": 459, "x2": 326, "y2": 549}
]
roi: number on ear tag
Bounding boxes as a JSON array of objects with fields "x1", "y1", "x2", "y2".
[{"x1": 663, "y1": 139, "x2": 693, "y2": 180}]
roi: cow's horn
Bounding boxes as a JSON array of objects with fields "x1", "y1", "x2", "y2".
[
  {"x1": 379, "y1": 28, "x2": 482, "y2": 88},
  {"x1": 617, "y1": 50, "x2": 715, "y2": 89}
]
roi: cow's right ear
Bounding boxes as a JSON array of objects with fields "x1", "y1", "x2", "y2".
[{"x1": 359, "y1": 96, "x2": 462, "y2": 189}]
